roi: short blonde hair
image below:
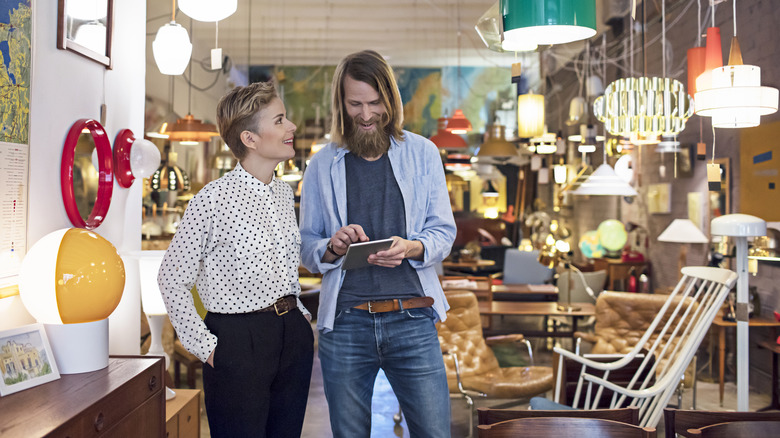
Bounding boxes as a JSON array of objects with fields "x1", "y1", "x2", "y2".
[
  {"x1": 330, "y1": 50, "x2": 404, "y2": 146},
  {"x1": 216, "y1": 81, "x2": 278, "y2": 160}
]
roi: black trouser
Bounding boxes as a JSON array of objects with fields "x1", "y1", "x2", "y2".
[{"x1": 202, "y1": 307, "x2": 314, "y2": 438}]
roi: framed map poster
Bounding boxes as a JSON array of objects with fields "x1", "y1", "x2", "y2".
[{"x1": 0, "y1": 0, "x2": 31, "y2": 298}]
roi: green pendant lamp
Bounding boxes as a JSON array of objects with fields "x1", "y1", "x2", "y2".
[{"x1": 501, "y1": 0, "x2": 596, "y2": 46}]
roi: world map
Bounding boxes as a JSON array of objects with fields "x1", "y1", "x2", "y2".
[{"x1": 0, "y1": 0, "x2": 31, "y2": 145}]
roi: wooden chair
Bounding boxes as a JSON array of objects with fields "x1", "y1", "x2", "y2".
[
  {"x1": 686, "y1": 420, "x2": 780, "y2": 437},
  {"x1": 173, "y1": 339, "x2": 202, "y2": 389},
  {"x1": 477, "y1": 405, "x2": 640, "y2": 426},
  {"x1": 663, "y1": 408, "x2": 780, "y2": 437},
  {"x1": 437, "y1": 289, "x2": 554, "y2": 436},
  {"x1": 551, "y1": 266, "x2": 738, "y2": 428},
  {"x1": 477, "y1": 416, "x2": 656, "y2": 438}
]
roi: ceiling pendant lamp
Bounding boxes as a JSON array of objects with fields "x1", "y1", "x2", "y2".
[
  {"x1": 694, "y1": 1, "x2": 778, "y2": 128},
  {"x1": 446, "y1": 109, "x2": 472, "y2": 135},
  {"x1": 475, "y1": 1, "x2": 539, "y2": 53},
  {"x1": 179, "y1": 0, "x2": 237, "y2": 22},
  {"x1": 152, "y1": 0, "x2": 192, "y2": 75},
  {"x1": 694, "y1": 27, "x2": 724, "y2": 95},
  {"x1": 430, "y1": 117, "x2": 468, "y2": 149},
  {"x1": 517, "y1": 92, "x2": 544, "y2": 138},
  {"x1": 500, "y1": 0, "x2": 596, "y2": 47},
  {"x1": 570, "y1": 163, "x2": 638, "y2": 196},
  {"x1": 165, "y1": 115, "x2": 219, "y2": 142},
  {"x1": 477, "y1": 124, "x2": 518, "y2": 161}
]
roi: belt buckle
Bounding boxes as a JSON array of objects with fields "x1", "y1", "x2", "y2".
[
  {"x1": 367, "y1": 301, "x2": 377, "y2": 314},
  {"x1": 274, "y1": 299, "x2": 290, "y2": 316}
]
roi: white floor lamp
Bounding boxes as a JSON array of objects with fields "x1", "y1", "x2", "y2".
[{"x1": 711, "y1": 213, "x2": 766, "y2": 411}]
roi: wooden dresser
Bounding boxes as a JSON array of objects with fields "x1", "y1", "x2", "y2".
[
  {"x1": 165, "y1": 388, "x2": 201, "y2": 438},
  {"x1": 0, "y1": 356, "x2": 165, "y2": 437}
]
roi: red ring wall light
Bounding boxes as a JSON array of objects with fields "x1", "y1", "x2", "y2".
[{"x1": 61, "y1": 119, "x2": 113, "y2": 229}]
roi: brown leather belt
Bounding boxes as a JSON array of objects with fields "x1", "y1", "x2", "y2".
[
  {"x1": 353, "y1": 297, "x2": 434, "y2": 313},
  {"x1": 252, "y1": 295, "x2": 297, "y2": 316}
]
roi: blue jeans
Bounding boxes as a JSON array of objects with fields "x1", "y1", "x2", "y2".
[{"x1": 318, "y1": 307, "x2": 451, "y2": 437}]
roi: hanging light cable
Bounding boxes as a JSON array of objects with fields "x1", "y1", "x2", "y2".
[{"x1": 446, "y1": 0, "x2": 472, "y2": 135}]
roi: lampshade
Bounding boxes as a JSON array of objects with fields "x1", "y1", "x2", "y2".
[
  {"x1": 695, "y1": 27, "x2": 724, "y2": 94},
  {"x1": 597, "y1": 219, "x2": 628, "y2": 252},
  {"x1": 146, "y1": 112, "x2": 182, "y2": 139},
  {"x1": 570, "y1": 164, "x2": 638, "y2": 196},
  {"x1": 179, "y1": 0, "x2": 237, "y2": 22},
  {"x1": 152, "y1": 22, "x2": 192, "y2": 75},
  {"x1": 694, "y1": 63, "x2": 779, "y2": 128},
  {"x1": 658, "y1": 219, "x2": 709, "y2": 243},
  {"x1": 166, "y1": 114, "x2": 220, "y2": 142},
  {"x1": 430, "y1": 117, "x2": 467, "y2": 149},
  {"x1": 553, "y1": 161, "x2": 568, "y2": 184},
  {"x1": 482, "y1": 180, "x2": 500, "y2": 197},
  {"x1": 19, "y1": 229, "x2": 125, "y2": 325},
  {"x1": 529, "y1": 131, "x2": 557, "y2": 154},
  {"x1": 477, "y1": 124, "x2": 517, "y2": 160},
  {"x1": 687, "y1": 46, "x2": 707, "y2": 97},
  {"x1": 150, "y1": 152, "x2": 191, "y2": 193},
  {"x1": 445, "y1": 153, "x2": 472, "y2": 171},
  {"x1": 594, "y1": 77, "x2": 694, "y2": 138},
  {"x1": 129, "y1": 139, "x2": 163, "y2": 178},
  {"x1": 517, "y1": 93, "x2": 545, "y2": 138},
  {"x1": 501, "y1": 0, "x2": 596, "y2": 46},
  {"x1": 73, "y1": 21, "x2": 106, "y2": 55},
  {"x1": 446, "y1": 109, "x2": 472, "y2": 134}
]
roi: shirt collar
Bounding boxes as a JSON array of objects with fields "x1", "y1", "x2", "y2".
[{"x1": 230, "y1": 162, "x2": 278, "y2": 197}]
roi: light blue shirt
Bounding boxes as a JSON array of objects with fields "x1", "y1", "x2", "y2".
[{"x1": 299, "y1": 130, "x2": 456, "y2": 332}]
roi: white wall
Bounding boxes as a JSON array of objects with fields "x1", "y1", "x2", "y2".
[{"x1": 0, "y1": 1, "x2": 147, "y2": 355}]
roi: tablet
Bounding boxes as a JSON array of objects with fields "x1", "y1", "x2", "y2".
[{"x1": 341, "y1": 238, "x2": 394, "y2": 270}]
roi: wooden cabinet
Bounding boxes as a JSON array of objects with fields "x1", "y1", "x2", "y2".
[
  {"x1": 0, "y1": 356, "x2": 165, "y2": 437},
  {"x1": 165, "y1": 388, "x2": 201, "y2": 438}
]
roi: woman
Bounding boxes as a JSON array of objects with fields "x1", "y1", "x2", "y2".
[{"x1": 158, "y1": 81, "x2": 313, "y2": 438}]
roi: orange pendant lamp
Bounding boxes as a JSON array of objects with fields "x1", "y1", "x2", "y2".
[
  {"x1": 446, "y1": 109, "x2": 472, "y2": 135},
  {"x1": 430, "y1": 117, "x2": 467, "y2": 149}
]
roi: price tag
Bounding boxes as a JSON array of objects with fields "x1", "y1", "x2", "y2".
[
  {"x1": 697, "y1": 142, "x2": 706, "y2": 160},
  {"x1": 211, "y1": 48, "x2": 223, "y2": 70},
  {"x1": 707, "y1": 163, "x2": 721, "y2": 191}
]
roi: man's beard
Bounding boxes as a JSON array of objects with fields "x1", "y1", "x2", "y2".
[{"x1": 344, "y1": 114, "x2": 391, "y2": 158}]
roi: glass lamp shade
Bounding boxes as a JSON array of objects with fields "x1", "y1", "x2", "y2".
[
  {"x1": 687, "y1": 46, "x2": 707, "y2": 97},
  {"x1": 444, "y1": 153, "x2": 472, "y2": 171},
  {"x1": 501, "y1": 0, "x2": 596, "y2": 46},
  {"x1": 19, "y1": 228, "x2": 125, "y2": 324},
  {"x1": 179, "y1": 0, "x2": 238, "y2": 22},
  {"x1": 66, "y1": 0, "x2": 108, "y2": 20},
  {"x1": 594, "y1": 77, "x2": 693, "y2": 138},
  {"x1": 477, "y1": 125, "x2": 518, "y2": 159},
  {"x1": 446, "y1": 109, "x2": 472, "y2": 134},
  {"x1": 73, "y1": 21, "x2": 107, "y2": 55},
  {"x1": 597, "y1": 219, "x2": 628, "y2": 252},
  {"x1": 553, "y1": 163, "x2": 568, "y2": 184},
  {"x1": 130, "y1": 138, "x2": 163, "y2": 179},
  {"x1": 475, "y1": 0, "x2": 538, "y2": 52},
  {"x1": 571, "y1": 163, "x2": 638, "y2": 196},
  {"x1": 430, "y1": 118, "x2": 467, "y2": 149},
  {"x1": 517, "y1": 93, "x2": 545, "y2": 138},
  {"x1": 658, "y1": 219, "x2": 708, "y2": 244},
  {"x1": 152, "y1": 22, "x2": 193, "y2": 76},
  {"x1": 694, "y1": 64, "x2": 779, "y2": 128},
  {"x1": 166, "y1": 114, "x2": 220, "y2": 142}
]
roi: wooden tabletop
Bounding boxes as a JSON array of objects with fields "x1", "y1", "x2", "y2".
[
  {"x1": 442, "y1": 259, "x2": 496, "y2": 268},
  {"x1": 479, "y1": 301, "x2": 595, "y2": 317},
  {"x1": 712, "y1": 314, "x2": 780, "y2": 327}
]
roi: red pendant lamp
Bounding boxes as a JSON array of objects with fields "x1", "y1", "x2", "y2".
[
  {"x1": 695, "y1": 27, "x2": 723, "y2": 94},
  {"x1": 687, "y1": 47, "x2": 706, "y2": 97},
  {"x1": 445, "y1": 109, "x2": 472, "y2": 135},
  {"x1": 430, "y1": 117, "x2": 467, "y2": 149}
]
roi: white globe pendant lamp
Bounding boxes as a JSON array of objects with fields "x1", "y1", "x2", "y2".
[
  {"x1": 152, "y1": 22, "x2": 192, "y2": 75},
  {"x1": 179, "y1": 0, "x2": 237, "y2": 22}
]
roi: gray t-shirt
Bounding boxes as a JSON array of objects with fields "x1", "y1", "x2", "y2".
[{"x1": 336, "y1": 153, "x2": 425, "y2": 311}]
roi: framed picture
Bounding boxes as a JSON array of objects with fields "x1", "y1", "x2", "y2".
[
  {"x1": 57, "y1": 0, "x2": 114, "y2": 68},
  {"x1": 0, "y1": 324, "x2": 60, "y2": 396},
  {"x1": 675, "y1": 144, "x2": 695, "y2": 178},
  {"x1": 647, "y1": 183, "x2": 672, "y2": 214}
]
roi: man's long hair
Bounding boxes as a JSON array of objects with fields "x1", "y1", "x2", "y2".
[{"x1": 330, "y1": 50, "x2": 404, "y2": 146}]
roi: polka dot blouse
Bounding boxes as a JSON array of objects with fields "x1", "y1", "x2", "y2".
[{"x1": 157, "y1": 162, "x2": 306, "y2": 363}]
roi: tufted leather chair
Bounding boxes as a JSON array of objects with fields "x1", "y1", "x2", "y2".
[{"x1": 437, "y1": 289, "x2": 554, "y2": 399}]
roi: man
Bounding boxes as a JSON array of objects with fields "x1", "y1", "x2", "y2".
[{"x1": 299, "y1": 50, "x2": 456, "y2": 437}]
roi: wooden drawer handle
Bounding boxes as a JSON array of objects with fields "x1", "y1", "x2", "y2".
[
  {"x1": 148, "y1": 375, "x2": 158, "y2": 391},
  {"x1": 94, "y1": 412, "x2": 105, "y2": 431}
]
